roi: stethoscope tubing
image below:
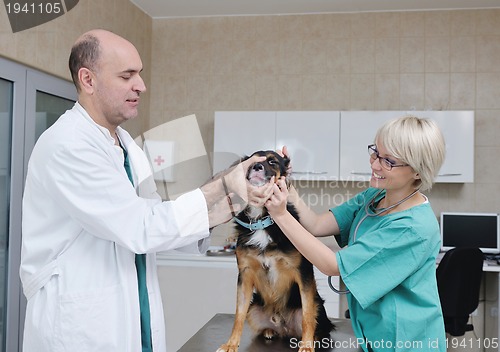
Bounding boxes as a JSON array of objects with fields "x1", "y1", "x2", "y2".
[{"x1": 328, "y1": 188, "x2": 420, "y2": 295}]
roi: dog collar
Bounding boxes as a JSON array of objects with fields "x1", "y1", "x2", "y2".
[{"x1": 234, "y1": 216, "x2": 274, "y2": 231}]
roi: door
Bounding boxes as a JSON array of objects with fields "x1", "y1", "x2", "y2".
[
  {"x1": 0, "y1": 75, "x2": 15, "y2": 352},
  {"x1": 0, "y1": 57, "x2": 76, "y2": 352},
  {"x1": 1, "y1": 56, "x2": 26, "y2": 352},
  {"x1": 25, "y1": 70, "x2": 76, "y2": 161}
]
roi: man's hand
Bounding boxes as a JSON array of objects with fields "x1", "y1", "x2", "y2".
[
  {"x1": 247, "y1": 176, "x2": 274, "y2": 208},
  {"x1": 201, "y1": 155, "x2": 266, "y2": 228},
  {"x1": 222, "y1": 154, "x2": 266, "y2": 205}
]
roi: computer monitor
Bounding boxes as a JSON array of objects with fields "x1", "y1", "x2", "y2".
[{"x1": 440, "y1": 212, "x2": 500, "y2": 254}]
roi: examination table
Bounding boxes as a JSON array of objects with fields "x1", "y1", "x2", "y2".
[{"x1": 178, "y1": 313, "x2": 362, "y2": 351}]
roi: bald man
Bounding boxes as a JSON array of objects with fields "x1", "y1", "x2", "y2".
[{"x1": 20, "y1": 29, "x2": 266, "y2": 352}]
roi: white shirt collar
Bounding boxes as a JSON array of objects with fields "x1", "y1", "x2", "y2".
[{"x1": 74, "y1": 102, "x2": 116, "y2": 146}]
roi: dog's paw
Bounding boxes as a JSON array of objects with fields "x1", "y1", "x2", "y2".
[
  {"x1": 298, "y1": 345, "x2": 315, "y2": 352},
  {"x1": 297, "y1": 340, "x2": 316, "y2": 352},
  {"x1": 216, "y1": 344, "x2": 238, "y2": 352}
]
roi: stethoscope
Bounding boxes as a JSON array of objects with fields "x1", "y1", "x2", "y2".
[{"x1": 328, "y1": 188, "x2": 420, "y2": 295}]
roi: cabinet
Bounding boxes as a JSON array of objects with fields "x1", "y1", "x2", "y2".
[
  {"x1": 214, "y1": 110, "x2": 474, "y2": 183},
  {"x1": 418, "y1": 111, "x2": 474, "y2": 183},
  {"x1": 213, "y1": 111, "x2": 276, "y2": 175},
  {"x1": 339, "y1": 111, "x2": 474, "y2": 183},
  {"x1": 314, "y1": 268, "x2": 340, "y2": 319},
  {"x1": 339, "y1": 111, "x2": 402, "y2": 181},
  {"x1": 157, "y1": 255, "x2": 239, "y2": 352},
  {"x1": 213, "y1": 111, "x2": 341, "y2": 180},
  {"x1": 276, "y1": 111, "x2": 340, "y2": 181}
]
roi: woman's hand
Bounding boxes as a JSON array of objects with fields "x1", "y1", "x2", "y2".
[
  {"x1": 247, "y1": 177, "x2": 275, "y2": 208},
  {"x1": 265, "y1": 177, "x2": 289, "y2": 218},
  {"x1": 277, "y1": 145, "x2": 292, "y2": 175}
]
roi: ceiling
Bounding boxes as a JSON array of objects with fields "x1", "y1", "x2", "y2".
[{"x1": 130, "y1": 0, "x2": 500, "y2": 19}]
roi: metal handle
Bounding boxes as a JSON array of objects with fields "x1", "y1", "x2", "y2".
[
  {"x1": 292, "y1": 171, "x2": 328, "y2": 175},
  {"x1": 350, "y1": 172, "x2": 372, "y2": 176},
  {"x1": 438, "y1": 173, "x2": 462, "y2": 177}
]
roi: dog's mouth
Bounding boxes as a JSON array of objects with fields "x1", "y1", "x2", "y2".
[
  {"x1": 247, "y1": 163, "x2": 273, "y2": 186},
  {"x1": 245, "y1": 151, "x2": 288, "y2": 187},
  {"x1": 247, "y1": 169, "x2": 269, "y2": 186}
]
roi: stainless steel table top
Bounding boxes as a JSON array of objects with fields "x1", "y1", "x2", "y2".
[{"x1": 178, "y1": 313, "x2": 363, "y2": 352}]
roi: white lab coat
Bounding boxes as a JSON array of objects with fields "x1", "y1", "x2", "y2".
[{"x1": 20, "y1": 102, "x2": 210, "y2": 352}]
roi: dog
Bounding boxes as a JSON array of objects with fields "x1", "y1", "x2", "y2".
[{"x1": 217, "y1": 150, "x2": 334, "y2": 352}]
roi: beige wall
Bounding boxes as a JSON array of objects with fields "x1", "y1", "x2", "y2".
[
  {"x1": 0, "y1": 0, "x2": 152, "y2": 136},
  {"x1": 1, "y1": 4, "x2": 500, "y2": 243},
  {"x1": 1, "y1": 4, "x2": 499, "y2": 347},
  {"x1": 149, "y1": 9, "x2": 500, "y2": 245}
]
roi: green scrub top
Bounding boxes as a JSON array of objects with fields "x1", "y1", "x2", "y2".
[
  {"x1": 331, "y1": 188, "x2": 446, "y2": 352},
  {"x1": 122, "y1": 144, "x2": 153, "y2": 352}
]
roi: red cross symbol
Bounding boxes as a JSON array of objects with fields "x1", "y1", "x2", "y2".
[{"x1": 154, "y1": 155, "x2": 165, "y2": 166}]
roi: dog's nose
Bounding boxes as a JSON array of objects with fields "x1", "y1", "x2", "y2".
[{"x1": 253, "y1": 163, "x2": 264, "y2": 171}]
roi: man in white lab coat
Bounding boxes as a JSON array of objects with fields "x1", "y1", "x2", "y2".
[{"x1": 20, "y1": 29, "x2": 267, "y2": 352}]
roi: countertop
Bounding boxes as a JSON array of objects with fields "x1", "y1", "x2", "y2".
[
  {"x1": 156, "y1": 249, "x2": 236, "y2": 268},
  {"x1": 178, "y1": 313, "x2": 362, "y2": 352}
]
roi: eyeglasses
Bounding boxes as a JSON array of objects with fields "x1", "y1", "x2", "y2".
[{"x1": 368, "y1": 144, "x2": 409, "y2": 171}]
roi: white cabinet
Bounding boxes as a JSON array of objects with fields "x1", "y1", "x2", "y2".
[
  {"x1": 339, "y1": 111, "x2": 403, "y2": 181},
  {"x1": 213, "y1": 111, "x2": 341, "y2": 181},
  {"x1": 419, "y1": 111, "x2": 474, "y2": 183},
  {"x1": 339, "y1": 111, "x2": 474, "y2": 183},
  {"x1": 276, "y1": 111, "x2": 340, "y2": 181},
  {"x1": 214, "y1": 110, "x2": 474, "y2": 183},
  {"x1": 213, "y1": 111, "x2": 276, "y2": 175},
  {"x1": 314, "y1": 268, "x2": 340, "y2": 319},
  {"x1": 157, "y1": 256, "x2": 239, "y2": 351}
]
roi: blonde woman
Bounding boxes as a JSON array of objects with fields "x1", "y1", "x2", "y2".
[{"x1": 265, "y1": 116, "x2": 447, "y2": 352}]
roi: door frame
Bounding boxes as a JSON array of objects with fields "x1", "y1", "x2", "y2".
[
  {"x1": 0, "y1": 57, "x2": 77, "y2": 352},
  {"x1": 1, "y1": 56, "x2": 27, "y2": 352}
]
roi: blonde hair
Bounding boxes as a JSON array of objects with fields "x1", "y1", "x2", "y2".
[{"x1": 375, "y1": 115, "x2": 446, "y2": 191}]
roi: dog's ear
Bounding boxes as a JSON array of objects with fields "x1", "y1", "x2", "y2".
[
  {"x1": 283, "y1": 155, "x2": 291, "y2": 177},
  {"x1": 279, "y1": 154, "x2": 292, "y2": 190}
]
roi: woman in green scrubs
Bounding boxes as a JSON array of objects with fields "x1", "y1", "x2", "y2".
[{"x1": 264, "y1": 116, "x2": 447, "y2": 352}]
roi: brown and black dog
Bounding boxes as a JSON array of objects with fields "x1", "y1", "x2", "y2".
[{"x1": 217, "y1": 150, "x2": 334, "y2": 352}]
